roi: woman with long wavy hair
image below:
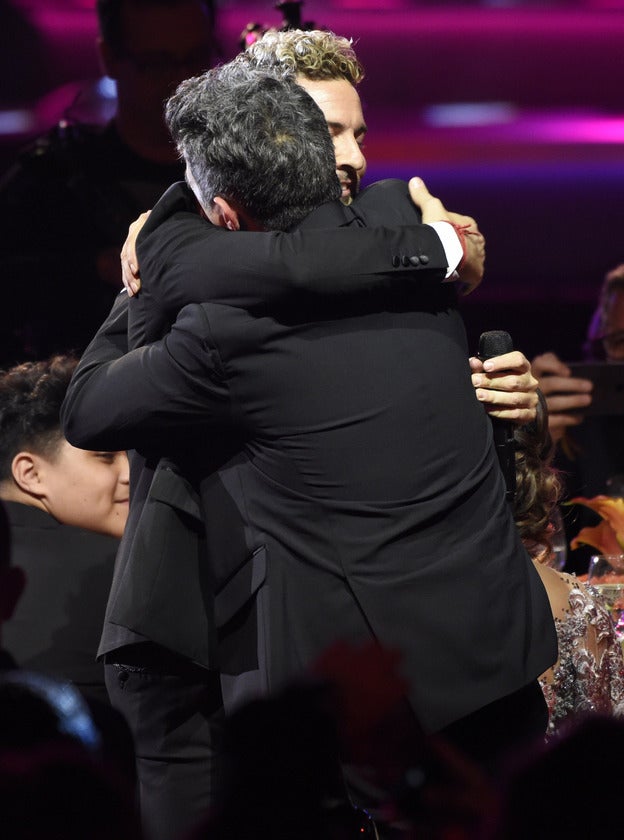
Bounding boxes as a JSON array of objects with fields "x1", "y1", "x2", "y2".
[{"x1": 514, "y1": 393, "x2": 624, "y2": 735}]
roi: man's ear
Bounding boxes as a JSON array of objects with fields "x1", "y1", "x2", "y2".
[
  {"x1": 11, "y1": 453, "x2": 45, "y2": 498},
  {"x1": 0, "y1": 566, "x2": 27, "y2": 623},
  {"x1": 211, "y1": 196, "x2": 241, "y2": 231}
]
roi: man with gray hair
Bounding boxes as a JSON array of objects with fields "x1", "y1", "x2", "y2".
[
  {"x1": 64, "y1": 58, "x2": 556, "y2": 831},
  {"x1": 170, "y1": 63, "x2": 342, "y2": 230}
]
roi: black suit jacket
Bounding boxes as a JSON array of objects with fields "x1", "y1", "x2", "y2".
[
  {"x1": 2, "y1": 502, "x2": 117, "y2": 703},
  {"x1": 62, "y1": 181, "x2": 453, "y2": 667},
  {"x1": 62, "y1": 180, "x2": 556, "y2": 732},
  {"x1": 127, "y1": 180, "x2": 449, "y2": 346}
]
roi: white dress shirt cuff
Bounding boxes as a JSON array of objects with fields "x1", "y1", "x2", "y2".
[{"x1": 426, "y1": 221, "x2": 463, "y2": 280}]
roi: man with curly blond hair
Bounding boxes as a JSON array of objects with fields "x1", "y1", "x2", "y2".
[{"x1": 242, "y1": 29, "x2": 367, "y2": 203}]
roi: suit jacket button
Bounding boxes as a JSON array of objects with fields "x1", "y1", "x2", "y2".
[
  {"x1": 419, "y1": 254, "x2": 430, "y2": 265},
  {"x1": 392, "y1": 255, "x2": 401, "y2": 268},
  {"x1": 402, "y1": 255, "x2": 411, "y2": 267},
  {"x1": 409, "y1": 255, "x2": 420, "y2": 266}
]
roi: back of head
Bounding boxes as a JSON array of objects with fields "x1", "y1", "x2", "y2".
[
  {"x1": 0, "y1": 356, "x2": 77, "y2": 485},
  {"x1": 166, "y1": 62, "x2": 341, "y2": 230},
  {"x1": 243, "y1": 28, "x2": 364, "y2": 85}
]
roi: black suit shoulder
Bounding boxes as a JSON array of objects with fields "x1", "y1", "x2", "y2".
[{"x1": 352, "y1": 179, "x2": 422, "y2": 226}]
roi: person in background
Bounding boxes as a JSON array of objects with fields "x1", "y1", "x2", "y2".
[
  {"x1": 0, "y1": 456, "x2": 136, "y2": 799},
  {"x1": 532, "y1": 263, "x2": 624, "y2": 573},
  {"x1": 513, "y1": 393, "x2": 624, "y2": 735},
  {"x1": 0, "y1": 356, "x2": 129, "y2": 705},
  {"x1": 532, "y1": 263, "x2": 624, "y2": 442},
  {"x1": 0, "y1": 0, "x2": 217, "y2": 364},
  {"x1": 0, "y1": 739, "x2": 143, "y2": 840}
]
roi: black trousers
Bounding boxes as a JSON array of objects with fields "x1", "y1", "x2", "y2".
[{"x1": 105, "y1": 643, "x2": 224, "y2": 840}]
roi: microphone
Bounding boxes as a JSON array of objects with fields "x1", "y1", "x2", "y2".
[{"x1": 478, "y1": 330, "x2": 516, "y2": 504}]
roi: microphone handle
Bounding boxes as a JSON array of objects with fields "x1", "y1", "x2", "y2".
[{"x1": 478, "y1": 331, "x2": 516, "y2": 504}]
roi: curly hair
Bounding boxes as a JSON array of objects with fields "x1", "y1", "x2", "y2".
[
  {"x1": 513, "y1": 392, "x2": 562, "y2": 555},
  {"x1": 0, "y1": 356, "x2": 78, "y2": 482},
  {"x1": 243, "y1": 29, "x2": 364, "y2": 85}
]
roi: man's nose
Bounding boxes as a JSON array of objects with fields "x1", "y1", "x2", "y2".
[
  {"x1": 335, "y1": 134, "x2": 366, "y2": 174},
  {"x1": 118, "y1": 454, "x2": 130, "y2": 484}
]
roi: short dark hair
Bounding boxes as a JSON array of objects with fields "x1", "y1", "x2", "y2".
[
  {"x1": 96, "y1": 0, "x2": 216, "y2": 55},
  {"x1": 0, "y1": 356, "x2": 78, "y2": 482},
  {"x1": 165, "y1": 62, "x2": 341, "y2": 231}
]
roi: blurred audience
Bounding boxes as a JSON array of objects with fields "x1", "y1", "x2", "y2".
[
  {"x1": 0, "y1": 0, "x2": 217, "y2": 364},
  {"x1": 532, "y1": 262, "x2": 624, "y2": 573},
  {"x1": 0, "y1": 668, "x2": 102, "y2": 754},
  {"x1": 486, "y1": 715, "x2": 624, "y2": 840},
  {"x1": 0, "y1": 500, "x2": 138, "y2": 829},
  {"x1": 0, "y1": 356, "x2": 128, "y2": 705},
  {"x1": 0, "y1": 673, "x2": 141, "y2": 840},
  {"x1": 188, "y1": 680, "x2": 375, "y2": 840},
  {"x1": 513, "y1": 393, "x2": 624, "y2": 735},
  {"x1": 0, "y1": 740, "x2": 142, "y2": 840},
  {"x1": 189, "y1": 646, "x2": 498, "y2": 840}
]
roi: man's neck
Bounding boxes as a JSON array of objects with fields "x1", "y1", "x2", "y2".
[{"x1": 0, "y1": 484, "x2": 46, "y2": 512}]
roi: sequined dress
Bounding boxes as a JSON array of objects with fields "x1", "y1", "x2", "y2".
[{"x1": 536, "y1": 565, "x2": 624, "y2": 736}]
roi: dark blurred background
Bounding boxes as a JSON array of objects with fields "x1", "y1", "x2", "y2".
[{"x1": 3, "y1": 0, "x2": 624, "y2": 359}]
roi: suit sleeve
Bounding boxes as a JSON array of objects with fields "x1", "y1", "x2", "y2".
[
  {"x1": 75, "y1": 288, "x2": 130, "y2": 363},
  {"x1": 60, "y1": 290, "x2": 131, "y2": 446},
  {"x1": 63, "y1": 303, "x2": 231, "y2": 452},
  {"x1": 130, "y1": 182, "x2": 449, "y2": 345}
]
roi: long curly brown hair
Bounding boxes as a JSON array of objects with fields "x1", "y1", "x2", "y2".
[{"x1": 513, "y1": 391, "x2": 562, "y2": 555}]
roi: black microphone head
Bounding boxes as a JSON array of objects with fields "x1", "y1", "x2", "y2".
[{"x1": 478, "y1": 330, "x2": 513, "y2": 360}]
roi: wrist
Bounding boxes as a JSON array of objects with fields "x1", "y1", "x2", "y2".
[{"x1": 451, "y1": 223, "x2": 472, "y2": 269}]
